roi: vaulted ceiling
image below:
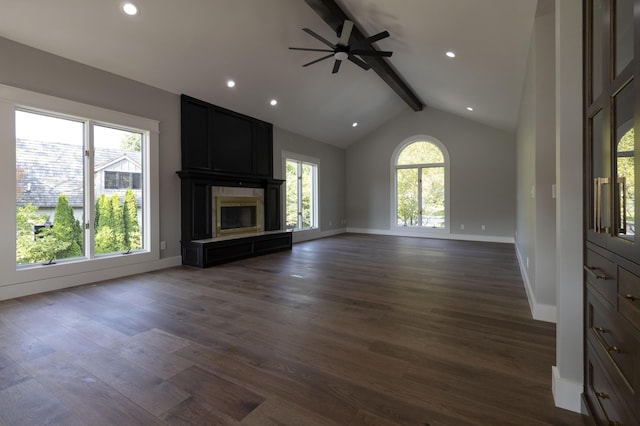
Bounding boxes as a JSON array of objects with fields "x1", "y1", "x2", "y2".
[{"x1": 0, "y1": 0, "x2": 539, "y2": 148}]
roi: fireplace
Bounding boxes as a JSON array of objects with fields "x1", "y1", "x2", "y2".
[{"x1": 216, "y1": 196, "x2": 261, "y2": 235}]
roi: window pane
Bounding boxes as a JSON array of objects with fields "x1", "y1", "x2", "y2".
[
  {"x1": 285, "y1": 158, "x2": 318, "y2": 231},
  {"x1": 285, "y1": 160, "x2": 298, "y2": 230},
  {"x1": 301, "y1": 163, "x2": 313, "y2": 228},
  {"x1": 397, "y1": 168, "x2": 419, "y2": 226},
  {"x1": 614, "y1": 82, "x2": 634, "y2": 239},
  {"x1": 397, "y1": 142, "x2": 444, "y2": 165},
  {"x1": 422, "y1": 167, "x2": 445, "y2": 228},
  {"x1": 94, "y1": 125, "x2": 143, "y2": 254},
  {"x1": 15, "y1": 110, "x2": 85, "y2": 265},
  {"x1": 615, "y1": 0, "x2": 633, "y2": 76}
]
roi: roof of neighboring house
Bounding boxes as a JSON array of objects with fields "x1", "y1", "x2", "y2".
[{"x1": 16, "y1": 139, "x2": 142, "y2": 208}]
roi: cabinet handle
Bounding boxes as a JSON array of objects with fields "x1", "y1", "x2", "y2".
[
  {"x1": 624, "y1": 293, "x2": 637, "y2": 301},
  {"x1": 594, "y1": 177, "x2": 610, "y2": 233},
  {"x1": 584, "y1": 265, "x2": 609, "y2": 280},
  {"x1": 595, "y1": 391, "x2": 609, "y2": 399},
  {"x1": 617, "y1": 177, "x2": 627, "y2": 234},
  {"x1": 607, "y1": 345, "x2": 621, "y2": 354},
  {"x1": 595, "y1": 326, "x2": 607, "y2": 334}
]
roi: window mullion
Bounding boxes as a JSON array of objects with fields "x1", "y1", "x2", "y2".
[
  {"x1": 85, "y1": 121, "x2": 95, "y2": 258},
  {"x1": 417, "y1": 166, "x2": 423, "y2": 226},
  {"x1": 297, "y1": 162, "x2": 303, "y2": 229}
]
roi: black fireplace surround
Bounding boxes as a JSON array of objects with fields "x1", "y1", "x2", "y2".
[{"x1": 177, "y1": 95, "x2": 292, "y2": 267}]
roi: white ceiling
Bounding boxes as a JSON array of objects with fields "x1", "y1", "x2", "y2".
[{"x1": 0, "y1": 0, "x2": 539, "y2": 148}]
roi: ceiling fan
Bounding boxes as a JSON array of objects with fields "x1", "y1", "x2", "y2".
[{"x1": 289, "y1": 19, "x2": 393, "y2": 74}]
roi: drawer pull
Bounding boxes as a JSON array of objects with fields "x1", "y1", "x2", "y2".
[
  {"x1": 623, "y1": 293, "x2": 637, "y2": 301},
  {"x1": 584, "y1": 265, "x2": 609, "y2": 280},
  {"x1": 595, "y1": 326, "x2": 607, "y2": 334},
  {"x1": 595, "y1": 391, "x2": 610, "y2": 399},
  {"x1": 607, "y1": 345, "x2": 621, "y2": 354}
]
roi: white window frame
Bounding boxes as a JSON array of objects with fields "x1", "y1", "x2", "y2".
[
  {"x1": 390, "y1": 135, "x2": 450, "y2": 234},
  {"x1": 0, "y1": 84, "x2": 160, "y2": 288},
  {"x1": 282, "y1": 151, "x2": 319, "y2": 232}
]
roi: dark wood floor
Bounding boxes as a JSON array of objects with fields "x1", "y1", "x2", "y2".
[{"x1": 0, "y1": 233, "x2": 583, "y2": 425}]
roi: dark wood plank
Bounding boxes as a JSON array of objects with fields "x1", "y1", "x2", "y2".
[{"x1": 168, "y1": 366, "x2": 265, "y2": 421}]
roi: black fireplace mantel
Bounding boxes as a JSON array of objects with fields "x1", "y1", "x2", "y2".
[{"x1": 178, "y1": 95, "x2": 291, "y2": 267}]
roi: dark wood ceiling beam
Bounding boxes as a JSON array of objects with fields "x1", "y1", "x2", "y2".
[{"x1": 304, "y1": 0, "x2": 424, "y2": 111}]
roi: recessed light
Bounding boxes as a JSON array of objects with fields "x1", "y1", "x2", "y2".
[
  {"x1": 270, "y1": 99, "x2": 278, "y2": 106},
  {"x1": 352, "y1": 122, "x2": 358, "y2": 127},
  {"x1": 226, "y1": 80, "x2": 236, "y2": 88},
  {"x1": 122, "y1": 2, "x2": 139, "y2": 15},
  {"x1": 466, "y1": 106, "x2": 474, "y2": 111},
  {"x1": 446, "y1": 51, "x2": 456, "y2": 58}
]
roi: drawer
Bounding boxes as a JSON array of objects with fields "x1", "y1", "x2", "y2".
[
  {"x1": 586, "y1": 340, "x2": 638, "y2": 426},
  {"x1": 587, "y1": 288, "x2": 637, "y2": 389},
  {"x1": 618, "y1": 267, "x2": 640, "y2": 332},
  {"x1": 585, "y1": 249, "x2": 618, "y2": 306}
]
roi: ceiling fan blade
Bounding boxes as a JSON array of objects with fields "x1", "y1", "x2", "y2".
[
  {"x1": 347, "y1": 54, "x2": 371, "y2": 70},
  {"x1": 350, "y1": 49, "x2": 393, "y2": 57},
  {"x1": 351, "y1": 30, "x2": 390, "y2": 49},
  {"x1": 338, "y1": 19, "x2": 353, "y2": 46},
  {"x1": 302, "y1": 54, "x2": 334, "y2": 67},
  {"x1": 332, "y1": 59, "x2": 342, "y2": 74},
  {"x1": 289, "y1": 47, "x2": 335, "y2": 53},
  {"x1": 302, "y1": 28, "x2": 336, "y2": 49}
]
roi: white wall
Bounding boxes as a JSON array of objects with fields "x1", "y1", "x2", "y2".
[
  {"x1": 346, "y1": 107, "x2": 516, "y2": 242},
  {"x1": 515, "y1": 10, "x2": 557, "y2": 323}
]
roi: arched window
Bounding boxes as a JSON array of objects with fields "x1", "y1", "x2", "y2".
[{"x1": 391, "y1": 136, "x2": 450, "y2": 232}]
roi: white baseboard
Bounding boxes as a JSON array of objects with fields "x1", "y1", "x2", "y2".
[
  {"x1": 345, "y1": 227, "x2": 515, "y2": 244},
  {"x1": 0, "y1": 256, "x2": 182, "y2": 301},
  {"x1": 515, "y1": 245, "x2": 557, "y2": 323},
  {"x1": 292, "y1": 227, "x2": 346, "y2": 243},
  {"x1": 552, "y1": 366, "x2": 584, "y2": 413}
]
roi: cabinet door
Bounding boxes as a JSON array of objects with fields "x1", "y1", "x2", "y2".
[
  {"x1": 608, "y1": 80, "x2": 638, "y2": 260},
  {"x1": 181, "y1": 96, "x2": 213, "y2": 170},
  {"x1": 586, "y1": 0, "x2": 639, "y2": 261},
  {"x1": 264, "y1": 181, "x2": 282, "y2": 231},
  {"x1": 211, "y1": 108, "x2": 253, "y2": 176},
  {"x1": 252, "y1": 120, "x2": 273, "y2": 178}
]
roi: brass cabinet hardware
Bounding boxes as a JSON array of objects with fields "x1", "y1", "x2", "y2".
[
  {"x1": 623, "y1": 293, "x2": 637, "y2": 301},
  {"x1": 607, "y1": 345, "x2": 621, "y2": 354},
  {"x1": 584, "y1": 265, "x2": 609, "y2": 280}
]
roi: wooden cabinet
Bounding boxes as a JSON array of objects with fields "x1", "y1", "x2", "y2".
[
  {"x1": 584, "y1": 1, "x2": 640, "y2": 424},
  {"x1": 181, "y1": 95, "x2": 272, "y2": 178},
  {"x1": 181, "y1": 231, "x2": 292, "y2": 268}
]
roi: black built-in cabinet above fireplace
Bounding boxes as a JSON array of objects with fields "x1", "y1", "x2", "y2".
[
  {"x1": 181, "y1": 94, "x2": 273, "y2": 178},
  {"x1": 177, "y1": 95, "x2": 291, "y2": 267}
]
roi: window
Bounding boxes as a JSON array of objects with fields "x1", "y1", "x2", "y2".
[
  {"x1": 392, "y1": 136, "x2": 449, "y2": 232},
  {"x1": 3, "y1": 85, "x2": 159, "y2": 273},
  {"x1": 104, "y1": 172, "x2": 142, "y2": 189},
  {"x1": 15, "y1": 110, "x2": 147, "y2": 264},
  {"x1": 284, "y1": 153, "x2": 318, "y2": 231}
]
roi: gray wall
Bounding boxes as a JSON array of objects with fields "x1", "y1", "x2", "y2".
[
  {"x1": 273, "y1": 127, "x2": 347, "y2": 240},
  {"x1": 515, "y1": 10, "x2": 557, "y2": 320},
  {"x1": 346, "y1": 107, "x2": 516, "y2": 239},
  {"x1": 0, "y1": 36, "x2": 348, "y2": 261},
  {"x1": 0, "y1": 36, "x2": 183, "y2": 259}
]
